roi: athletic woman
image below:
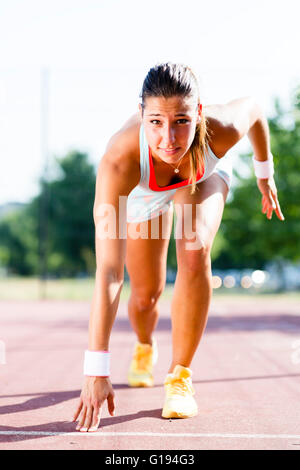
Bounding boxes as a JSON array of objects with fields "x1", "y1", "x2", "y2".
[{"x1": 73, "y1": 63, "x2": 284, "y2": 432}]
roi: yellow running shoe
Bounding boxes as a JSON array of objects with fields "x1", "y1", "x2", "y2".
[
  {"x1": 128, "y1": 338, "x2": 158, "y2": 387},
  {"x1": 162, "y1": 364, "x2": 198, "y2": 418}
]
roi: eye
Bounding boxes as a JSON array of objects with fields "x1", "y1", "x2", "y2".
[
  {"x1": 150, "y1": 120, "x2": 161, "y2": 125},
  {"x1": 176, "y1": 119, "x2": 189, "y2": 124}
]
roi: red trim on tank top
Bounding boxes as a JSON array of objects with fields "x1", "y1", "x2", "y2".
[{"x1": 148, "y1": 147, "x2": 204, "y2": 192}]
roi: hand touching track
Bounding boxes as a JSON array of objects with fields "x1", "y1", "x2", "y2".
[{"x1": 73, "y1": 377, "x2": 115, "y2": 432}]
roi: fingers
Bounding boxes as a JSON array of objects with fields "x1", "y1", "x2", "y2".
[
  {"x1": 75, "y1": 404, "x2": 99, "y2": 432},
  {"x1": 107, "y1": 393, "x2": 115, "y2": 417},
  {"x1": 75, "y1": 403, "x2": 99, "y2": 432},
  {"x1": 272, "y1": 193, "x2": 285, "y2": 221},
  {"x1": 75, "y1": 398, "x2": 113, "y2": 432},
  {"x1": 262, "y1": 194, "x2": 274, "y2": 219},
  {"x1": 76, "y1": 406, "x2": 87, "y2": 431},
  {"x1": 73, "y1": 379, "x2": 115, "y2": 432},
  {"x1": 262, "y1": 196, "x2": 268, "y2": 214},
  {"x1": 89, "y1": 407, "x2": 102, "y2": 432},
  {"x1": 83, "y1": 406, "x2": 103, "y2": 433},
  {"x1": 261, "y1": 192, "x2": 284, "y2": 221},
  {"x1": 80, "y1": 406, "x2": 94, "y2": 432},
  {"x1": 72, "y1": 398, "x2": 83, "y2": 422}
]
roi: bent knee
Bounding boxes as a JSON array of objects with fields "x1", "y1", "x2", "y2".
[
  {"x1": 177, "y1": 239, "x2": 212, "y2": 273},
  {"x1": 130, "y1": 288, "x2": 163, "y2": 312}
]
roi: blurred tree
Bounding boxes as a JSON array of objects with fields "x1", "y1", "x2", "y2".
[
  {"x1": 46, "y1": 151, "x2": 96, "y2": 276},
  {"x1": 0, "y1": 209, "x2": 33, "y2": 275},
  {"x1": 167, "y1": 218, "x2": 177, "y2": 271},
  {"x1": 0, "y1": 151, "x2": 96, "y2": 276}
]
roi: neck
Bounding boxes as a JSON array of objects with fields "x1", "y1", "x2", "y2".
[{"x1": 151, "y1": 149, "x2": 190, "y2": 167}]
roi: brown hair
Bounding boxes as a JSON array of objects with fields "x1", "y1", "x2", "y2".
[{"x1": 140, "y1": 62, "x2": 209, "y2": 194}]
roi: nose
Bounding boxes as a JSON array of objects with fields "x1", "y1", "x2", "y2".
[{"x1": 160, "y1": 125, "x2": 176, "y2": 147}]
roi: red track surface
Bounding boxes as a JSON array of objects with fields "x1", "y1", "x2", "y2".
[{"x1": 1, "y1": 297, "x2": 300, "y2": 450}]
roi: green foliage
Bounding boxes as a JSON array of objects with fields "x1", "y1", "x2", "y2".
[
  {"x1": 0, "y1": 208, "x2": 38, "y2": 275},
  {"x1": 167, "y1": 219, "x2": 177, "y2": 270},
  {"x1": 0, "y1": 151, "x2": 96, "y2": 276},
  {"x1": 46, "y1": 151, "x2": 96, "y2": 276}
]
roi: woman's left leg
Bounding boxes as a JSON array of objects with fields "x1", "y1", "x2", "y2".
[{"x1": 169, "y1": 173, "x2": 229, "y2": 373}]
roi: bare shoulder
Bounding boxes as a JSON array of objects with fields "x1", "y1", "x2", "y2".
[
  {"x1": 95, "y1": 113, "x2": 142, "y2": 197},
  {"x1": 204, "y1": 97, "x2": 256, "y2": 157},
  {"x1": 105, "y1": 113, "x2": 141, "y2": 157},
  {"x1": 204, "y1": 103, "x2": 240, "y2": 158},
  {"x1": 100, "y1": 112, "x2": 141, "y2": 173}
]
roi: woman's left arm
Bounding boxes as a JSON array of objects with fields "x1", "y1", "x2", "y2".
[{"x1": 221, "y1": 97, "x2": 285, "y2": 221}]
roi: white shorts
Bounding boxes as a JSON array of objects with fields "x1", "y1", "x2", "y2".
[{"x1": 127, "y1": 153, "x2": 232, "y2": 224}]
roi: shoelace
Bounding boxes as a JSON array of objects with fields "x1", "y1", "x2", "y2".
[
  {"x1": 133, "y1": 345, "x2": 153, "y2": 372},
  {"x1": 164, "y1": 376, "x2": 195, "y2": 397}
]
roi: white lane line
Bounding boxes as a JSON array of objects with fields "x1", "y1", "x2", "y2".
[{"x1": 0, "y1": 431, "x2": 300, "y2": 439}]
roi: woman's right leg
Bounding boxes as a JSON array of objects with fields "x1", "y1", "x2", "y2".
[{"x1": 125, "y1": 208, "x2": 174, "y2": 344}]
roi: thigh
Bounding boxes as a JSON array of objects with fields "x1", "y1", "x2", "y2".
[
  {"x1": 173, "y1": 173, "x2": 229, "y2": 254},
  {"x1": 125, "y1": 207, "x2": 174, "y2": 295}
]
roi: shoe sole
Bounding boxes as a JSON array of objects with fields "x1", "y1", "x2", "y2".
[
  {"x1": 161, "y1": 409, "x2": 198, "y2": 419},
  {"x1": 128, "y1": 378, "x2": 154, "y2": 387}
]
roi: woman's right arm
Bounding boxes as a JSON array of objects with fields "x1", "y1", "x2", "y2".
[{"x1": 72, "y1": 129, "x2": 140, "y2": 432}]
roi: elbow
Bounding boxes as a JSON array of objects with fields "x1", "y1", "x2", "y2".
[
  {"x1": 248, "y1": 97, "x2": 265, "y2": 126},
  {"x1": 239, "y1": 97, "x2": 266, "y2": 136}
]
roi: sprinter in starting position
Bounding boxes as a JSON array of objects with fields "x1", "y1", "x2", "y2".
[{"x1": 73, "y1": 62, "x2": 284, "y2": 432}]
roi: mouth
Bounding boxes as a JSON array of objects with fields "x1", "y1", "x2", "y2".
[{"x1": 159, "y1": 147, "x2": 180, "y2": 155}]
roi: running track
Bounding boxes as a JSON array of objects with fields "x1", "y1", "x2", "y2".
[{"x1": 1, "y1": 296, "x2": 300, "y2": 450}]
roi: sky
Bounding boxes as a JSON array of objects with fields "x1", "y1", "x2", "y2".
[{"x1": 0, "y1": 0, "x2": 299, "y2": 204}]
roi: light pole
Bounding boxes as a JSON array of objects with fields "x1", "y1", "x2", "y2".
[{"x1": 39, "y1": 67, "x2": 50, "y2": 300}]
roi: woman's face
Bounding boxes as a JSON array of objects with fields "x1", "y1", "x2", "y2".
[{"x1": 140, "y1": 95, "x2": 202, "y2": 165}]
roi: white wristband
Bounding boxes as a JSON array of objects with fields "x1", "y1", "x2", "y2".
[
  {"x1": 252, "y1": 153, "x2": 274, "y2": 179},
  {"x1": 83, "y1": 350, "x2": 110, "y2": 377}
]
